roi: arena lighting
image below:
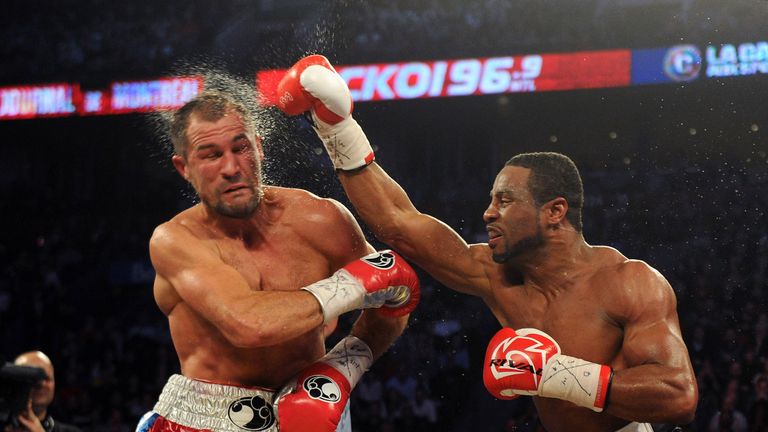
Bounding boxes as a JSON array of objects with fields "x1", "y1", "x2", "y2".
[{"x1": 0, "y1": 41, "x2": 766, "y2": 120}]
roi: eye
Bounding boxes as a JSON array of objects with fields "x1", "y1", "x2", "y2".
[{"x1": 233, "y1": 141, "x2": 253, "y2": 155}]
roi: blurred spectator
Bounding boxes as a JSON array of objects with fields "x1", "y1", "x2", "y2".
[
  {"x1": 410, "y1": 387, "x2": 439, "y2": 431},
  {"x1": 747, "y1": 375, "x2": 768, "y2": 431},
  {"x1": 5, "y1": 351, "x2": 82, "y2": 432}
]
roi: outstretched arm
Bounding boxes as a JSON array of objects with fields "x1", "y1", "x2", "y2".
[{"x1": 277, "y1": 55, "x2": 490, "y2": 296}]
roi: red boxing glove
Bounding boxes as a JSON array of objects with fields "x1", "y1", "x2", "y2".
[
  {"x1": 302, "y1": 250, "x2": 420, "y2": 323},
  {"x1": 276, "y1": 54, "x2": 374, "y2": 171},
  {"x1": 276, "y1": 336, "x2": 372, "y2": 432},
  {"x1": 483, "y1": 327, "x2": 613, "y2": 412},
  {"x1": 277, "y1": 54, "x2": 351, "y2": 124}
]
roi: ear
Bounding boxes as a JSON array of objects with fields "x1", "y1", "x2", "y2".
[
  {"x1": 543, "y1": 197, "x2": 569, "y2": 228},
  {"x1": 171, "y1": 154, "x2": 190, "y2": 181},
  {"x1": 254, "y1": 135, "x2": 264, "y2": 161}
]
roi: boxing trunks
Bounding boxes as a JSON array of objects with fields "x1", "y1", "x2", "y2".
[
  {"x1": 136, "y1": 374, "x2": 351, "y2": 432},
  {"x1": 616, "y1": 422, "x2": 654, "y2": 432}
]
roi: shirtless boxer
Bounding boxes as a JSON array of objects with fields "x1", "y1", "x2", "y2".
[
  {"x1": 276, "y1": 55, "x2": 698, "y2": 432},
  {"x1": 137, "y1": 91, "x2": 420, "y2": 432}
]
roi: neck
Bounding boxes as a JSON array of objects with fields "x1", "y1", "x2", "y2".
[
  {"x1": 33, "y1": 406, "x2": 47, "y2": 421},
  {"x1": 511, "y1": 230, "x2": 591, "y2": 292},
  {"x1": 198, "y1": 190, "x2": 275, "y2": 239}
]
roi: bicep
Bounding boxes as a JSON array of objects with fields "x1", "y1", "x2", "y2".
[
  {"x1": 618, "y1": 267, "x2": 691, "y2": 370},
  {"x1": 388, "y1": 212, "x2": 489, "y2": 296},
  {"x1": 150, "y1": 225, "x2": 255, "y2": 326}
]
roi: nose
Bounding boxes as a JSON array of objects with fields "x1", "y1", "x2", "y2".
[
  {"x1": 483, "y1": 203, "x2": 498, "y2": 224},
  {"x1": 220, "y1": 151, "x2": 241, "y2": 179}
]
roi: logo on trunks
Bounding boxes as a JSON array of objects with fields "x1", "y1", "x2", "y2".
[
  {"x1": 303, "y1": 375, "x2": 342, "y2": 403},
  {"x1": 362, "y1": 251, "x2": 395, "y2": 270},
  {"x1": 227, "y1": 396, "x2": 275, "y2": 431}
]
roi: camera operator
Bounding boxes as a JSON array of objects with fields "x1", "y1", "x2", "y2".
[{"x1": 4, "y1": 351, "x2": 80, "y2": 432}]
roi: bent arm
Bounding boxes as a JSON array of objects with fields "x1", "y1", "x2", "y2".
[
  {"x1": 150, "y1": 223, "x2": 324, "y2": 348},
  {"x1": 605, "y1": 263, "x2": 698, "y2": 424},
  {"x1": 339, "y1": 162, "x2": 489, "y2": 295},
  {"x1": 325, "y1": 209, "x2": 409, "y2": 360}
]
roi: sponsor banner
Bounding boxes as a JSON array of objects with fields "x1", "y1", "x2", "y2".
[
  {"x1": 109, "y1": 76, "x2": 202, "y2": 114},
  {"x1": 2, "y1": 40, "x2": 766, "y2": 121},
  {"x1": 705, "y1": 41, "x2": 768, "y2": 78},
  {"x1": 257, "y1": 50, "x2": 632, "y2": 105},
  {"x1": 79, "y1": 90, "x2": 111, "y2": 116},
  {"x1": 0, "y1": 84, "x2": 79, "y2": 120},
  {"x1": 632, "y1": 45, "x2": 702, "y2": 84}
]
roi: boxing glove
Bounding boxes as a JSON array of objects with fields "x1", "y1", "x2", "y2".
[
  {"x1": 275, "y1": 336, "x2": 372, "y2": 432},
  {"x1": 302, "y1": 250, "x2": 420, "y2": 324},
  {"x1": 276, "y1": 54, "x2": 375, "y2": 171},
  {"x1": 483, "y1": 327, "x2": 613, "y2": 412}
]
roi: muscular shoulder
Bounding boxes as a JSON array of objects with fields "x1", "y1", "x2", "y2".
[
  {"x1": 593, "y1": 257, "x2": 677, "y2": 324},
  {"x1": 149, "y1": 208, "x2": 220, "y2": 271},
  {"x1": 267, "y1": 186, "x2": 369, "y2": 264},
  {"x1": 267, "y1": 186, "x2": 358, "y2": 230}
]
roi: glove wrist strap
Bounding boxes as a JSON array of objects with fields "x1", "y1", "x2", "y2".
[
  {"x1": 320, "y1": 336, "x2": 373, "y2": 389},
  {"x1": 539, "y1": 354, "x2": 613, "y2": 412},
  {"x1": 302, "y1": 269, "x2": 364, "y2": 324},
  {"x1": 312, "y1": 114, "x2": 375, "y2": 171}
]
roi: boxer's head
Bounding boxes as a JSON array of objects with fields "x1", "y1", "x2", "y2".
[
  {"x1": 484, "y1": 152, "x2": 583, "y2": 263},
  {"x1": 171, "y1": 91, "x2": 264, "y2": 219},
  {"x1": 14, "y1": 351, "x2": 55, "y2": 416}
]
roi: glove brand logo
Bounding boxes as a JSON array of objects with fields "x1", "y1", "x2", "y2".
[
  {"x1": 303, "y1": 375, "x2": 342, "y2": 403},
  {"x1": 488, "y1": 329, "x2": 560, "y2": 388},
  {"x1": 227, "y1": 396, "x2": 275, "y2": 431},
  {"x1": 362, "y1": 251, "x2": 395, "y2": 270},
  {"x1": 278, "y1": 91, "x2": 294, "y2": 109}
]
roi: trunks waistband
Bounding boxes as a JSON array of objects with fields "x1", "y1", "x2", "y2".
[
  {"x1": 153, "y1": 374, "x2": 278, "y2": 432},
  {"x1": 616, "y1": 422, "x2": 654, "y2": 432}
]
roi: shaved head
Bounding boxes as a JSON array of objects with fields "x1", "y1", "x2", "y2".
[{"x1": 14, "y1": 350, "x2": 55, "y2": 416}]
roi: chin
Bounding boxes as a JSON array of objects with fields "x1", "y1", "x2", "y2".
[{"x1": 491, "y1": 251, "x2": 512, "y2": 264}]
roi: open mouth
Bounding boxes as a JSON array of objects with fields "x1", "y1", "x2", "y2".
[{"x1": 486, "y1": 226, "x2": 502, "y2": 246}]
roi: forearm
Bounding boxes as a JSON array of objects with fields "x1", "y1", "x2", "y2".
[
  {"x1": 339, "y1": 163, "x2": 420, "y2": 246},
  {"x1": 350, "y1": 310, "x2": 408, "y2": 360},
  {"x1": 222, "y1": 290, "x2": 323, "y2": 347},
  {"x1": 606, "y1": 364, "x2": 697, "y2": 423}
]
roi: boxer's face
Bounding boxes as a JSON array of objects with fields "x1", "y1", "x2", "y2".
[
  {"x1": 484, "y1": 166, "x2": 545, "y2": 263},
  {"x1": 174, "y1": 111, "x2": 264, "y2": 218}
]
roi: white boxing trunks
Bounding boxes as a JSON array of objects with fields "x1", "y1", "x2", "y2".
[
  {"x1": 616, "y1": 422, "x2": 654, "y2": 432},
  {"x1": 135, "y1": 374, "x2": 351, "y2": 432}
]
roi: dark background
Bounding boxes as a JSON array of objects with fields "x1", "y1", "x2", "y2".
[{"x1": 1, "y1": 0, "x2": 767, "y2": 430}]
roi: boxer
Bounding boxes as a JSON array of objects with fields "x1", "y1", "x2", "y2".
[
  {"x1": 276, "y1": 55, "x2": 698, "y2": 431},
  {"x1": 138, "y1": 91, "x2": 420, "y2": 432}
]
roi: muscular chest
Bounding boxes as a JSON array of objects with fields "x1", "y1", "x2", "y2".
[
  {"x1": 216, "y1": 235, "x2": 331, "y2": 292},
  {"x1": 488, "y1": 283, "x2": 624, "y2": 364}
]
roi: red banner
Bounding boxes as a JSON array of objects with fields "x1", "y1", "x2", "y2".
[
  {"x1": 257, "y1": 50, "x2": 632, "y2": 105},
  {"x1": 0, "y1": 84, "x2": 80, "y2": 120}
]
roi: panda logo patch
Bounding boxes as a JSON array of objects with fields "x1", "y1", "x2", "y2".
[
  {"x1": 227, "y1": 396, "x2": 275, "y2": 431},
  {"x1": 302, "y1": 375, "x2": 342, "y2": 403}
]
